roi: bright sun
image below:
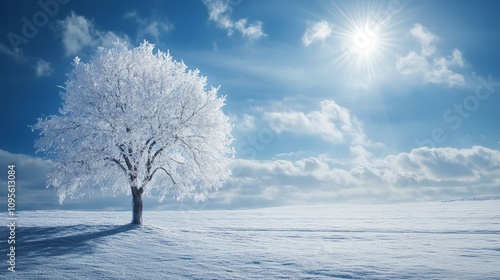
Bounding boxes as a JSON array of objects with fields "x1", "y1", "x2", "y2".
[
  {"x1": 334, "y1": 19, "x2": 391, "y2": 87},
  {"x1": 351, "y1": 27, "x2": 378, "y2": 57},
  {"x1": 344, "y1": 22, "x2": 383, "y2": 64},
  {"x1": 324, "y1": 1, "x2": 403, "y2": 87}
]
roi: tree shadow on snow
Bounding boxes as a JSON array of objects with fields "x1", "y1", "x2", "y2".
[{"x1": 11, "y1": 224, "x2": 138, "y2": 270}]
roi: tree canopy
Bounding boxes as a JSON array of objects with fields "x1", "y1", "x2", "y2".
[{"x1": 33, "y1": 41, "x2": 235, "y2": 208}]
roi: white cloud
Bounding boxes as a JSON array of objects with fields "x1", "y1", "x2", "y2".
[
  {"x1": 0, "y1": 149, "x2": 56, "y2": 210},
  {"x1": 409, "y1": 23, "x2": 436, "y2": 56},
  {"x1": 222, "y1": 146, "x2": 500, "y2": 205},
  {"x1": 302, "y1": 20, "x2": 333, "y2": 47},
  {"x1": 354, "y1": 146, "x2": 500, "y2": 186},
  {"x1": 3, "y1": 144, "x2": 498, "y2": 209},
  {"x1": 1, "y1": 44, "x2": 55, "y2": 78},
  {"x1": 0, "y1": 43, "x2": 26, "y2": 62},
  {"x1": 230, "y1": 113, "x2": 256, "y2": 132},
  {"x1": 56, "y1": 12, "x2": 130, "y2": 56},
  {"x1": 205, "y1": 0, "x2": 233, "y2": 30},
  {"x1": 35, "y1": 59, "x2": 54, "y2": 77},
  {"x1": 56, "y1": 12, "x2": 94, "y2": 55},
  {"x1": 263, "y1": 100, "x2": 368, "y2": 145},
  {"x1": 239, "y1": 113, "x2": 256, "y2": 131},
  {"x1": 232, "y1": 157, "x2": 355, "y2": 186},
  {"x1": 203, "y1": 0, "x2": 266, "y2": 41},
  {"x1": 124, "y1": 11, "x2": 173, "y2": 42},
  {"x1": 350, "y1": 145, "x2": 373, "y2": 165},
  {"x1": 425, "y1": 49, "x2": 465, "y2": 86},
  {"x1": 397, "y1": 24, "x2": 465, "y2": 87},
  {"x1": 234, "y1": 18, "x2": 265, "y2": 41},
  {"x1": 0, "y1": 149, "x2": 50, "y2": 185}
]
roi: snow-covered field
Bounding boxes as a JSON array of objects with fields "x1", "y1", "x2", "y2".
[{"x1": 2, "y1": 201, "x2": 500, "y2": 279}]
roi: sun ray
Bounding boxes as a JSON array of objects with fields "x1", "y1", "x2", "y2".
[{"x1": 319, "y1": 1, "x2": 411, "y2": 88}]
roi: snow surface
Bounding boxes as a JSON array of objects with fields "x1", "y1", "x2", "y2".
[{"x1": 2, "y1": 201, "x2": 500, "y2": 279}]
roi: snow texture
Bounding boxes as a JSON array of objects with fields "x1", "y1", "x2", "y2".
[{"x1": 2, "y1": 201, "x2": 500, "y2": 279}]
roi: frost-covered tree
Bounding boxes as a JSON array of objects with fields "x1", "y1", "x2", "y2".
[{"x1": 33, "y1": 41, "x2": 234, "y2": 225}]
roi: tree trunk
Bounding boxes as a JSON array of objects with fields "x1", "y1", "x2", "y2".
[{"x1": 131, "y1": 187, "x2": 144, "y2": 225}]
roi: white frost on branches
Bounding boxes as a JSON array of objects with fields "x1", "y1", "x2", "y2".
[{"x1": 33, "y1": 41, "x2": 235, "y2": 204}]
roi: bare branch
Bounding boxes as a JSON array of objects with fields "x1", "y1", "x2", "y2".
[
  {"x1": 151, "y1": 166, "x2": 176, "y2": 185},
  {"x1": 105, "y1": 157, "x2": 127, "y2": 175}
]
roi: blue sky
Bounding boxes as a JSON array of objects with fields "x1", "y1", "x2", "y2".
[{"x1": 1, "y1": 0, "x2": 500, "y2": 211}]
